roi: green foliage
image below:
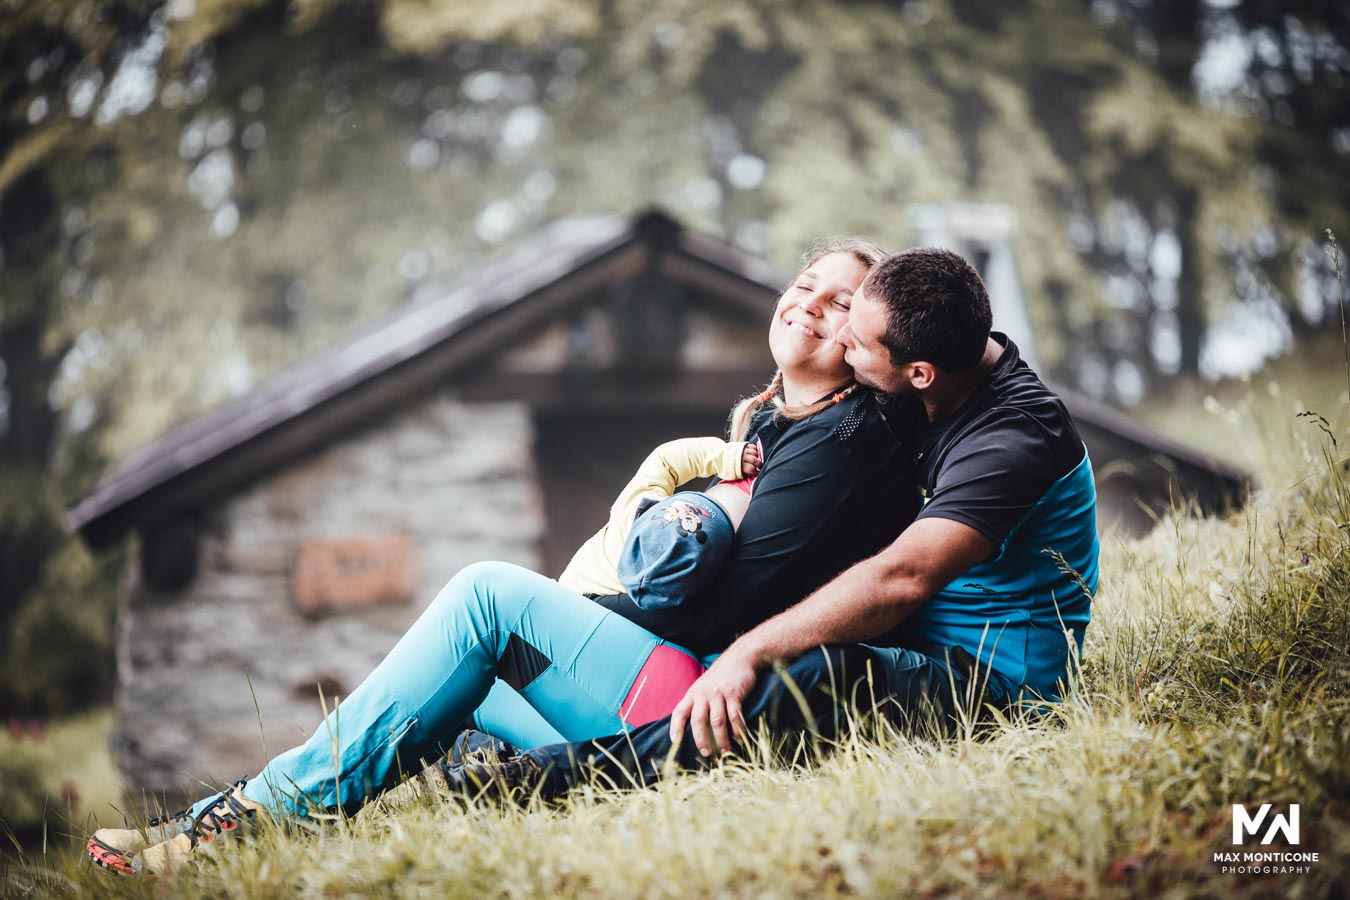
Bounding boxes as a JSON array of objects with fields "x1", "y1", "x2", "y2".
[
  {"x1": 0, "y1": 747, "x2": 48, "y2": 840},
  {"x1": 0, "y1": 469, "x2": 65, "y2": 620},
  {"x1": 3, "y1": 0, "x2": 1341, "y2": 473},
  {"x1": 0, "y1": 542, "x2": 118, "y2": 716},
  {"x1": 0, "y1": 470, "x2": 117, "y2": 716},
  {"x1": 0, "y1": 710, "x2": 121, "y2": 850}
]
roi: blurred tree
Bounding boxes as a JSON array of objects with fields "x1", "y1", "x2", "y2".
[
  {"x1": 1107, "y1": 0, "x2": 1350, "y2": 351},
  {"x1": 0, "y1": 0, "x2": 1346, "y2": 712}
]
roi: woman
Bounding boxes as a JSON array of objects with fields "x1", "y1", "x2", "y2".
[{"x1": 90, "y1": 237, "x2": 916, "y2": 874}]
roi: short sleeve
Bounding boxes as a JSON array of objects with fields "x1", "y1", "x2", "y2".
[{"x1": 916, "y1": 409, "x2": 1074, "y2": 548}]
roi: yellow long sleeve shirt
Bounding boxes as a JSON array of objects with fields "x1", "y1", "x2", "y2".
[{"x1": 558, "y1": 436, "x2": 748, "y2": 598}]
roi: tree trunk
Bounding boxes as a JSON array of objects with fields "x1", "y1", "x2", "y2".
[
  {"x1": 1175, "y1": 187, "x2": 1204, "y2": 377},
  {"x1": 0, "y1": 168, "x2": 63, "y2": 468}
]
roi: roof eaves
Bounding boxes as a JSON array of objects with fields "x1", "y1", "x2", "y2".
[
  {"x1": 1053, "y1": 381, "x2": 1253, "y2": 488},
  {"x1": 67, "y1": 214, "x2": 637, "y2": 538}
]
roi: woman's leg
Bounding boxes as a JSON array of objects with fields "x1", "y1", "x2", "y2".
[
  {"x1": 191, "y1": 561, "x2": 692, "y2": 819},
  {"x1": 473, "y1": 631, "x2": 707, "y2": 749},
  {"x1": 470, "y1": 681, "x2": 567, "y2": 750}
]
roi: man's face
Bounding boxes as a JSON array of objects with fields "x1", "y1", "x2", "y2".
[{"x1": 838, "y1": 288, "x2": 907, "y2": 395}]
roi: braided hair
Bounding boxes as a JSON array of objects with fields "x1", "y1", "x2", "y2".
[{"x1": 727, "y1": 372, "x2": 861, "y2": 442}]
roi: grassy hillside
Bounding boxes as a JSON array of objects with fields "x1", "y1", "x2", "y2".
[
  {"x1": 1136, "y1": 327, "x2": 1349, "y2": 484},
  {"x1": 5, "y1": 349, "x2": 1349, "y2": 897}
]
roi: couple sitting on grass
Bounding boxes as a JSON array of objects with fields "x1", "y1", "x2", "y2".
[{"x1": 89, "y1": 241, "x2": 1100, "y2": 875}]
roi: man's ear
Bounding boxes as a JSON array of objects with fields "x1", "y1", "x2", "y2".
[{"x1": 907, "y1": 361, "x2": 938, "y2": 391}]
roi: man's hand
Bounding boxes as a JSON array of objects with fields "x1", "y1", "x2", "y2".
[{"x1": 669, "y1": 645, "x2": 763, "y2": 756}]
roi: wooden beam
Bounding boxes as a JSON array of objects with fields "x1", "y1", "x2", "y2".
[{"x1": 459, "y1": 367, "x2": 775, "y2": 413}]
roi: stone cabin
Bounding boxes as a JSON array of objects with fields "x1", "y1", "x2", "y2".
[{"x1": 68, "y1": 209, "x2": 1249, "y2": 798}]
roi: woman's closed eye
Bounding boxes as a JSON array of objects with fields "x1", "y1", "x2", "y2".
[{"x1": 792, "y1": 283, "x2": 850, "y2": 308}]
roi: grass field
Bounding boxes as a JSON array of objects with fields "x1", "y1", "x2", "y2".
[{"x1": 4, "y1": 334, "x2": 1349, "y2": 897}]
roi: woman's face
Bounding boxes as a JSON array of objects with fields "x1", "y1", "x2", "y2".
[{"x1": 767, "y1": 251, "x2": 869, "y2": 384}]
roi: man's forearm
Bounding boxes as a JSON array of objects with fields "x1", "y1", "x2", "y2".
[
  {"x1": 728, "y1": 515, "x2": 995, "y2": 668},
  {"x1": 730, "y1": 549, "x2": 923, "y2": 665}
]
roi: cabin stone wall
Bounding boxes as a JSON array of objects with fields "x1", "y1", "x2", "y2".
[{"x1": 115, "y1": 396, "x2": 544, "y2": 799}]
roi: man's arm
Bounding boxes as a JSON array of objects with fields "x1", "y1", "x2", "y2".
[{"x1": 670, "y1": 515, "x2": 993, "y2": 756}]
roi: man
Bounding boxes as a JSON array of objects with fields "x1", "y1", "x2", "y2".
[{"x1": 456, "y1": 247, "x2": 1100, "y2": 795}]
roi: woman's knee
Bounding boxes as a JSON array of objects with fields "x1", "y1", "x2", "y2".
[
  {"x1": 438, "y1": 560, "x2": 538, "y2": 602},
  {"x1": 442, "y1": 560, "x2": 525, "y2": 592},
  {"x1": 432, "y1": 558, "x2": 569, "y2": 631},
  {"x1": 429, "y1": 560, "x2": 536, "y2": 625}
]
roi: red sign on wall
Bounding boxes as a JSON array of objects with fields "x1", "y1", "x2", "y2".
[{"x1": 291, "y1": 536, "x2": 417, "y2": 615}]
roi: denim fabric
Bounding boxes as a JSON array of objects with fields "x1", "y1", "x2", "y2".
[
  {"x1": 618, "y1": 490, "x2": 736, "y2": 609},
  {"x1": 189, "y1": 561, "x2": 690, "y2": 819}
]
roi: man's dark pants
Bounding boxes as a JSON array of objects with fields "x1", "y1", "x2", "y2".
[{"x1": 522, "y1": 643, "x2": 1004, "y2": 797}]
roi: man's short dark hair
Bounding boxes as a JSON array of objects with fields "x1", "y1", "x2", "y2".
[{"x1": 861, "y1": 248, "x2": 993, "y2": 373}]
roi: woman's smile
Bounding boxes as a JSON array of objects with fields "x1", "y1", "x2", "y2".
[{"x1": 784, "y1": 317, "x2": 823, "y2": 338}]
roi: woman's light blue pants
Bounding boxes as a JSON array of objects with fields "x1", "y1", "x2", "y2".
[{"x1": 190, "y1": 561, "x2": 693, "y2": 818}]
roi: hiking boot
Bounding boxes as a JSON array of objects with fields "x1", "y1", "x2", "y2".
[
  {"x1": 88, "y1": 779, "x2": 263, "y2": 876},
  {"x1": 440, "y1": 753, "x2": 546, "y2": 807},
  {"x1": 422, "y1": 729, "x2": 515, "y2": 791}
]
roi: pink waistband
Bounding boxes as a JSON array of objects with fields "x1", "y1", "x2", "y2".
[{"x1": 722, "y1": 477, "x2": 755, "y2": 496}]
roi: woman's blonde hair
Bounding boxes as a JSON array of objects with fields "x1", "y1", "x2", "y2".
[{"x1": 728, "y1": 236, "x2": 886, "y2": 443}]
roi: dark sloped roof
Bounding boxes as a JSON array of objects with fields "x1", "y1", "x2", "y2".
[
  {"x1": 68, "y1": 210, "x2": 787, "y2": 546},
  {"x1": 1054, "y1": 382, "x2": 1252, "y2": 518},
  {"x1": 81, "y1": 216, "x2": 624, "y2": 506},
  {"x1": 68, "y1": 209, "x2": 1251, "y2": 546}
]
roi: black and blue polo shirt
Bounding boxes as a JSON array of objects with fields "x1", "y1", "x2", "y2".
[{"x1": 876, "y1": 335, "x2": 1100, "y2": 700}]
